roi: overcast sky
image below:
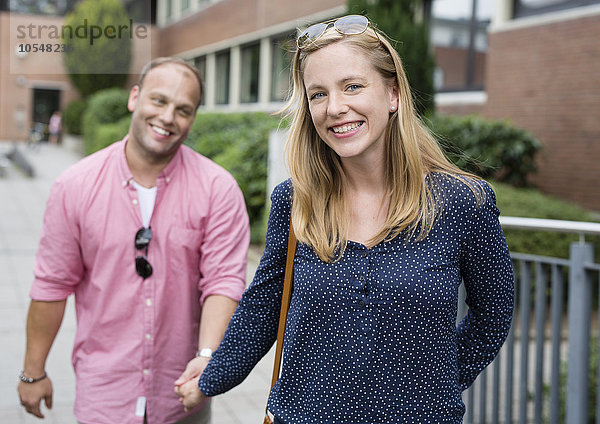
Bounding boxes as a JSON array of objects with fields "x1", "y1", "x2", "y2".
[{"x1": 432, "y1": 0, "x2": 494, "y2": 20}]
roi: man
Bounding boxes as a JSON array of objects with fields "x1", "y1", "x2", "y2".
[{"x1": 17, "y1": 57, "x2": 250, "y2": 424}]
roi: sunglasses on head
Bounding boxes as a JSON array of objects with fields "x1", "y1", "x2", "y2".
[
  {"x1": 135, "y1": 227, "x2": 153, "y2": 279},
  {"x1": 296, "y1": 15, "x2": 379, "y2": 49}
]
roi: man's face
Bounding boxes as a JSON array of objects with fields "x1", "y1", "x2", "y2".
[{"x1": 127, "y1": 63, "x2": 201, "y2": 164}]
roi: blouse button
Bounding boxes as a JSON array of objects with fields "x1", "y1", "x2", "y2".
[
  {"x1": 358, "y1": 299, "x2": 366, "y2": 308},
  {"x1": 361, "y1": 252, "x2": 367, "y2": 258}
]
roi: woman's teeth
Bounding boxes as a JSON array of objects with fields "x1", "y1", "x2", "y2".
[{"x1": 332, "y1": 122, "x2": 361, "y2": 134}]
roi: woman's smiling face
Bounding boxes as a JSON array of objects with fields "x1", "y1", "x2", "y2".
[{"x1": 303, "y1": 41, "x2": 398, "y2": 165}]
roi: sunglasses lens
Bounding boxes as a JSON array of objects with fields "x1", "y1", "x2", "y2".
[
  {"x1": 135, "y1": 227, "x2": 152, "y2": 250},
  {"x1": 334, "y1": 15, "x2": 369, "y2": 35},
  {"x1": 136, "y1": 256, "x2": 153, "y2": 279},
  {"x1": 297, "y1": 22, "x2": 328, "y2": 48}
]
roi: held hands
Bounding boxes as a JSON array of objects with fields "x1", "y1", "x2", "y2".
[
  {"x1": 174, "y1": 356, "x2": 208, "y2": 412},
  {"x1": 174, "y1": 376, "x2": 206, "y2": 412},
  {"x1": 18, "y1": 375, "x2": 53, "y2": 418}
]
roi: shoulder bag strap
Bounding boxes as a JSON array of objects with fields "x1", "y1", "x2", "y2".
[{"x1": 263, "y1": 214, "x2": 297, "y2": 424}]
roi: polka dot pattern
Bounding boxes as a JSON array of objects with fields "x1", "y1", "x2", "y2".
[{"x1": 199, "y1": 174, "x2": 514, "y2": 423}]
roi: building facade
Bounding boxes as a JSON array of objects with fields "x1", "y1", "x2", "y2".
[
  {"x1": 156, "y1": 0, "x2": 488, "y2": 114},
  {"x1": 485, "y1": 0, "x2": 600, "y2": 210},
  {"x1": 0, "y1": 0, "x2": 156, "y2": 142},
  {"x1": 1, "y1": 0, "x2": 486, "y2": 140}
]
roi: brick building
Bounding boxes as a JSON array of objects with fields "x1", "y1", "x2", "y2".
[
  {"x1": 0, "y1": 0, "x2": 156, "y2": 142},
  {"x1": 485, "y1": 0, "x2": 600, "y2": 211},
  {"x1": 1, "y1": 0, "x2": 485, "y2": 141}
]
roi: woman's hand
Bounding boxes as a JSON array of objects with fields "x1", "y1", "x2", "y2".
[{"x1": 174, "y1": 376, "x2": 206, "y2": 412}]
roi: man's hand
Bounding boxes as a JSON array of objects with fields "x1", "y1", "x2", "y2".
[
  {"x1": 174, "y1": 356, "x2": 209, "y2": 386},
  {"x1": 174, "y1": 356, "x2": 209, "y2": 412},
  {"x1": 174, "y1": 376, "x2": 206, "y2": 412},
  {"x1": 18, "y1": 376, "x2": 53, "y2": 418}
]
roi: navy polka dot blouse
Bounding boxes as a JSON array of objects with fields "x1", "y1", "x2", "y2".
[{"x1": 198, "y1": 174, "x2": 514, "y2": 423}]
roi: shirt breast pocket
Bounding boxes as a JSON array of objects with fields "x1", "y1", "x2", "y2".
[{"x1": 167, "y1": 226, "x2": 204, "y2": 280}]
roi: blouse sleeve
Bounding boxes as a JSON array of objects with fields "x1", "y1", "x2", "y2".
[
  {"x1": 457, "y1": 181, "x2": 515, "y2": 390},
  {"x1": 198, "y1": 180, "x2": 293, "y2": 396}
]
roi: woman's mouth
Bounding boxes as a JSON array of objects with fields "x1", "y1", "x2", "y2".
[{"x1": 331, "y1": 122, "x2": 363, "y2": 134}]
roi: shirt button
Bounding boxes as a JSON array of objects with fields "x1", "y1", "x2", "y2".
[
  {"x1": 146, "y1": 299, "x2": 152, "y2": 306},
  {"x1": 132, "y1": 199, "x2": 138, "y2": 205},
  {"x1": 145, "y1": 334, "x2": 151, "y2": 340},
  {"x1": 143, "y1": 369, "x2": 149, "y2": 375}
]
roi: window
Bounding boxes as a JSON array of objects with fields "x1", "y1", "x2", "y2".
[
  {"x1": 194, "y1": 55, "x2": 206, "y2": 106},
  {"x1": 513, "y1": 0, "x2": 597, "y2": 18},
  {"x1": 181, "y1": 0, "x2": 190, "y2": 13},
  {"x1": 271, "y1": 34, "x2": 294, "y2": 102},
  {"x1": 240, "y1": 43, "x2": 260, "y2": 103},
  {"x1": 166, "y1": 0, "x2": 172, "y2": 19},
  {"x1": 215, "y1": 50, "x2": 230, "y2": 105}
]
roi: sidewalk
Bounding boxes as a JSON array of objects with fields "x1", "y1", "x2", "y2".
[{"x1": 0, "y1": 137, "x2": 273, "y2": 424}]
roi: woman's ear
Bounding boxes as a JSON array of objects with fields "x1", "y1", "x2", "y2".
[{"x1": 389, "y1": 84, "x2": 399, "y2": 113}]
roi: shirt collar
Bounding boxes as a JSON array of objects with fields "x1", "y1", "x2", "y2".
[{"x1": 117, "y1": 134, "x2": 183, "y2": 187}]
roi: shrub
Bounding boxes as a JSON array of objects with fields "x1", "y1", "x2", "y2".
[
  {"x1": 491, "y1": 181, "x2": 600, "y2": 260},
  {"x1": 544, "y1": 335, "x2": 597, "y2": 423},
  {"x1": 92, "y1": 116, "x2": 131, "y2": 153},
  {"x1": 82, "y1": 88, "x2": 131, "y2": 154},
  {"x1": 62, "y1": 0, "x2": 131, "y2": 97},
  {"x1": 63, "y1": 100, "x2": 87, "y2": 135},
  {"x1": 428, "y1": 115, "x2": 542, "y2": 187},
  {"x1": 185, "y1": 112, "x2": 281, "y2": 243}
]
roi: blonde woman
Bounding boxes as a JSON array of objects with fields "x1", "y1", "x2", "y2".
[{"x1": 176, "y1": 15, "x2": 514, "y2": 424}]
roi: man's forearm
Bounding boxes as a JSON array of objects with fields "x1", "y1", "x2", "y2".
[
  {"x1": 198, "y1": 295, "x2": 238, "y2": 351},
  {"x1": 23, "y1": 300, "x2": 66, "y2": 376}
]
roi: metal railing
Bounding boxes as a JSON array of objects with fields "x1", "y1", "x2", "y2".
[{"x1": 462, "y1": 217, "x2": 600, "y2": 424}]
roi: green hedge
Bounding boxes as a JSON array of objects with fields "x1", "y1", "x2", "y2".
[
  {"x1": 82, "y1": 88, "x2": 131, "y2": 155},
  {"x1": 185, "y1": 112, "x2": 281, "y2": 243},
  {"x1": 428, "y1": 115, "x2": 542, "y2": 187},
  {"x1": 86, "y1": 107, "x2": 598, "y2": 256},
  {"x1": 491, "y1": 181, "x2": 600, "y2": 260},
  {"x1": 63, "y1": 99, "x2": 87, "y2": 135}
]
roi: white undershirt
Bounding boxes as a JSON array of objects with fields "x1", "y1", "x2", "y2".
[{"x1": 131, "y1": 180, "x2": 157, "y2": 228}]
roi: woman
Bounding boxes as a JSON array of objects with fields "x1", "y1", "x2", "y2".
[{"x1": 176, "y1": 15, "x2": 514, "y2": 423}]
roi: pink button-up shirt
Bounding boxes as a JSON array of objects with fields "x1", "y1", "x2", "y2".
[{"x1": 30, "y1": 138, "x2": 249, "y2": 424}]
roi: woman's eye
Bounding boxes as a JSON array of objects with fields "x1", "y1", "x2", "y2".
[
  {"x1": 347, "y1": 84, "x2": 362, "y2": 92},
  {"x1": 310, "y1": 92, "x2": 325, "y2": 100}
]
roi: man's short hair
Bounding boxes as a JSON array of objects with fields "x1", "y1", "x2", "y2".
[{"x1": 137, "y1": 57, "x2": 204, "y2": 107}]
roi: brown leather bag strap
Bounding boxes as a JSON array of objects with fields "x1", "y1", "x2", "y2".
[{"x1": 269, "y1": 215, "x2": 297, "y2": 392}]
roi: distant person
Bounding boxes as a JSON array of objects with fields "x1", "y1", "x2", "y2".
[
  {"x1": 17, "y1": 57, "x2": 250, "y2": 424},
  {"x1": 175, "y1": 15, "x2": 514, "y2": 424},
  {"x1": 48, "y1": 111, "x2": 62, "y2": 145}
]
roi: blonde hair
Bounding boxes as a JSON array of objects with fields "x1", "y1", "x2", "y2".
[{"x1": 282, "y1": 22, "x2": 483, "y2": 262}]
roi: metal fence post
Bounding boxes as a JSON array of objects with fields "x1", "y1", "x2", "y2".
[{"x1": 566, "y1": 241, "x2": 594, "y2": 424}]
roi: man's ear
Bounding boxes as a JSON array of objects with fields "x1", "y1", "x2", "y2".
[{"x1": 127, "y1": 85, "x2": 140, "y2": 113}]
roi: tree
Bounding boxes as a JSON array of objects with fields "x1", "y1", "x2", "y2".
[
  {"x1": 347, "y1": 0, "x2": 435, "y2": 116},
  {"x1": 62, "y1": 0, "x2": 131, "y2": 97}
]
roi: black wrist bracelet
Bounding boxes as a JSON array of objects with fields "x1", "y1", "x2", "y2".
[{"x1": 19, "y1": 371, "x2": 47, "y2": 384}]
